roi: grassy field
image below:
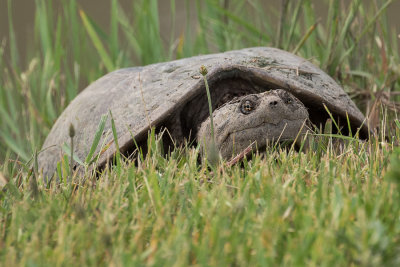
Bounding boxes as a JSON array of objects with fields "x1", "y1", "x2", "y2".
[{"x1": 1, "y1": 0, "x2": 400, "y2": 265}]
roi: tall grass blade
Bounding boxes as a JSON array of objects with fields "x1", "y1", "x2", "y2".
[
  {"x1": 339, "y1": 0, "x2": 394, "y2": 66},
  {"x1": 7, "y1": 0, "x2": 19, "y2": 69},
  {"x1": 321, "y1": 0, "x2": 339, "y2": 68},
  {"x1": 323, "y1": 104, "x2": 342, "y2": 135},
  {"x1": 35, "y1": 0, "x2": 53, "y2": 57},
  {"x1": 80, "y1": 9, "x2": 114, "y2": 72},
  {"x1": 208, "y1": 1, "x2": 270, "y2": 43},
  {"x1": 284, "y1": 0, "x2": 304, "y2": 51},
  {"x1": 395, "y1": 119, "x2": 400, "y2": 131},
  {"x1": 109, "y1": 111, "x2": 121, "y2": 173},
  {"x1": 116, "y1": 4, "x2": 142, "y2": 60},
  {"x1": 292, "y1": 21, "x2": 318, "y2": 54},
  {"x1": 62, "y1": 143, "x2": 84, "y2": 166},
  {"x1": 84, "y1": 114, "x2": 108, "y2": 164},
  {"x1": 168, "y1": 0, "x2": 176, "y2": 59},
  {"x1": 131, "y1": 0, "x2": 165, "y2": 64},
  {"x1": 0, "y1": 101, "x2": 19, "y2": 135},
  {"x1": 0, "y1": 129, "x2": 29, "y2": 161},
  {"x1": 110, "y1": 0, "x2": 119, "y2": 63},
  {"x1": 275, "y1": 0, "x2": 289, "y2": 48}
]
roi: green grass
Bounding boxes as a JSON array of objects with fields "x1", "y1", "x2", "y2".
[
  {"x1": 2, "y1": 139, "x2": 400, "y2": 265},
  {"x1": 1, "y1": 0, "x2": 400, "y2": 265}
]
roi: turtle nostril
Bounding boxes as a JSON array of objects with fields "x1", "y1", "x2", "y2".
[{"x1": 269, "y1": 100, "x2": 278, "y2": 106}]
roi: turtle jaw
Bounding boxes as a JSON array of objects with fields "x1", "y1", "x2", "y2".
[{"x1": 218, "y1": 118, "x2": 310, "y2": 159}]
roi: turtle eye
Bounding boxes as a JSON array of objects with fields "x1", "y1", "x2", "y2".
[{"x1": 240, "y1": 100, "x2": 255, "y2": 114}]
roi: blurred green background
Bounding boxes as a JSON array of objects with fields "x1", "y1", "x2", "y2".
[{"x1": 1, "y1": 0, "x2": 399, "y2": 65}]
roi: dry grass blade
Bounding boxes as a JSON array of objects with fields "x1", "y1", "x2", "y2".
[
  {"x1": 227, "y1": 141, "x2": 255, "y2": 167},
  {"x1": 292, "y1": 20, "x2": 319, "y2": 54},
  {"x1": 0, "y1": 171, "x2": 8, "y2": 187},
  {"x1": 367, "y1": 89, "x2": 387, "y2": 131}
]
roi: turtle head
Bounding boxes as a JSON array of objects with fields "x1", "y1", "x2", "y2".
[{"x1": 197, "y1": 89, "x2": 310, "y2": 159}]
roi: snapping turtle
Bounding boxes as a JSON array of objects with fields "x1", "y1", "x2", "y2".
[
  {"x1": 197, "y1": 89, "x2": 310, "y2": 159},
  {"x1": 38, "y1": 47, "x2": 368, "y2": 180}
]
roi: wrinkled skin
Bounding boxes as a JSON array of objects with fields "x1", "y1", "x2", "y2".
[{"x1": 197, "y1": 89, "x2": 310, "y2": 159}]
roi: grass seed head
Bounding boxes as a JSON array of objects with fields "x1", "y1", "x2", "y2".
[
  {"x1": 69, "y1": 123, "x2": 76, "y2": 138},
  {"x1": 199, "y1": 65, "x2": 208, "y2": 76}
]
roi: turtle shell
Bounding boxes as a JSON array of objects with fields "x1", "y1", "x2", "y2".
[{"x1": 38, "y1": 47, "x2": 368, "y2": 180}]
